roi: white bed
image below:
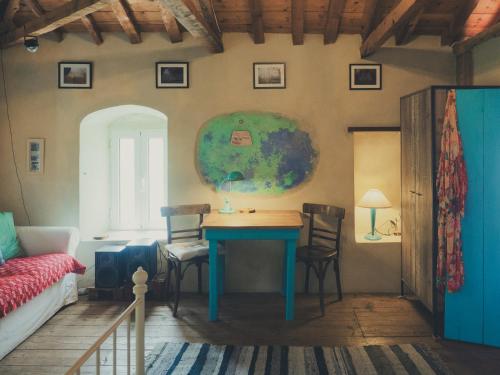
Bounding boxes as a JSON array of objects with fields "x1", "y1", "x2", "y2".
[{"x1": 0, "y1": 227, "x2": 80, "y2": 360}]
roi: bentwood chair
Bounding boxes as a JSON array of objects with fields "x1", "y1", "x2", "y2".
[
  {"x1": 160, "y1": 204, "x2": 225, "y2": 317},
  {"x1": 297, "y1": 203, "x2": 345, "y2": 315}
]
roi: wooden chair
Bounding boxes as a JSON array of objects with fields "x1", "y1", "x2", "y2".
[
  {"x1": 297, "y1": 203, "x2": 345, "y2": 315},
  {"x1": 160, "y1": 204, "x2": 224, "y2": 317}
]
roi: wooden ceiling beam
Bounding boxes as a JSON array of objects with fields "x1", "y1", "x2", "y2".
[
  {"x1": 442, "y1": 0, "x2": 480, "y2": 45},
  {"x1": 360, "y1": 0, "x2": 428, "y2": 58},
  {"x1": 291, "y1": 0, "x2": 304, "y2": 45},
  {"x1": 395, "y1": 6, "x2": 425, "y2": 45},
  {"x1": 0, "y1": 0, "x2": 109, "y2": 47},
  {"x1": 3, "y1": 0, "x2": 21, "y2": 28},
  {"x1": 248, "y1": 0, "x2": 264, "y2": 44},
  {"x1": 25, "y1": 0, "x2": 64, "y2": 42},
  {"x1": 158, "y1": 1, "x2": 182, "y2": 43},
  {"x1": 81, "y1": 14, "x2": 103, "y2": 45},
  {"x1": 159, "y1": 0, "x2": 223, "y2": 53},
  {"x1": 360, "y1": 0, "x2": 380, "y2": 40},
  {"x1": 110, "y1": 0, "x2": 141, "y2": 44},
  {"x1": 453, "y1": 21, "x2": 500, "y2": 55},
  {"x1": 324, "y1": 0, "x2": 346, "y2": 44}
]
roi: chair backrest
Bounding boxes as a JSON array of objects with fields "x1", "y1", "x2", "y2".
[
  {"x1": 160, "y1": 204, "x2": 211, "y2": 244},
  {"x1": 303, "y1": 203, "x2": 345, "y2": 252}
]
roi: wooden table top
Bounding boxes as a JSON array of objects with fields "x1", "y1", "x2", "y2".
[{"x1": 202, "y1": 210, "x2": 304, "y2": 229}]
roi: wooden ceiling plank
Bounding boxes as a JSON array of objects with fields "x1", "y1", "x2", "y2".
[
  {"x1": 1, "y1": 0, "x2": 109, "y2": 46},
  {"x1": 453, "y1": 21, "x2": 500, "y2": 54},
  {"x1": 324, "y1": 0, "x2": 346, "y2": 44},
  {"x1": 24, "y1": 0, "x2": 64, "y2": 42},
  {"x1": 360, "y1": 0, "x2": 380, "y2": 40},
  {"x1": 442, "y1": 0, "x2": 480, "y2": 45},
  {"x1": 81, "y1": 14, "x2": 103, "y2": 44},
  {"x1": 360, "y1": 0, "x2": 428, "y2": 57},
  {"x1": 291, "y1": 0, "x2": 304, "y2": 45},
  {"x1": 158, "y1": 2, "x2": 183, "y2": 43},
  {"x1": 248, "y1": 0, "x2": 264, "y2": 44},
  {"x1": 395, "y1": 6, "x2": 425, "y2": 45},
  {"x1": 159, "y1": 0, "x2": 223, "y2": 52},
  {"x1": 110, "y1": 0, "x2": 141, "y2": 43}
]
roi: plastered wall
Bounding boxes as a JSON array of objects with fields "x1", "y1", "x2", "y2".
[{"x1": 0, "y1": 32, "x2": 455, "y2": 292}]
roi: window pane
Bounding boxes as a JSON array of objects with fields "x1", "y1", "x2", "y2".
[
  {"x1": 119, "y1": 138, "x2": 135, "y2": 227},
  {"x1": 148, "y1": 137, "x2": 165, "y2": 226}
]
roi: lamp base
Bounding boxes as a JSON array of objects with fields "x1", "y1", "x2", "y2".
[
  {"x1": 364, "y1": 233, "x2": 382, "y2": 241},
  {"x1": 218, "y1": 207, "x2": 235, "y2": 214}
]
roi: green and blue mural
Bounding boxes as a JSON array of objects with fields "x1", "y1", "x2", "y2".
[{"x1": 196, "y1": 112, "x2": 318, "y2": 194}]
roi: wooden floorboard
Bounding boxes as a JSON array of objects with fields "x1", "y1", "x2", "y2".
[{"x1": 0, "y1": 293, "x2": 499, "y2": 374}]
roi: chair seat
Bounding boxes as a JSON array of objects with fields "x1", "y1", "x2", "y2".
[
  {"x1": 159, "y1": 240, "x2": 224, "y2": 262},
  {"x1": 297, "y1": 245, "x2": 337, "y2": 261}
]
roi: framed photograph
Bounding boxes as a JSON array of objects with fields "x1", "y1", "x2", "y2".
[
  {"x1": 350, "y1": 64, "x2": 382, "y2": 90},
  {"x1": 27, "y1": 138, "x2": 45, "y2": 174},
  {"x1": 58, "y1": 62, "x2": 92, "y2": 89},
  {"x1": 253, "y1": 63, "x2": 286, "y2": 89},
  {"x1": 156, "y1": 62, "x2": 189, "y2": 88}
]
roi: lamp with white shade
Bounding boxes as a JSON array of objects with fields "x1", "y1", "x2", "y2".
[{"x1": 357, "y1": 189, "x2": 392, "y2": 241}]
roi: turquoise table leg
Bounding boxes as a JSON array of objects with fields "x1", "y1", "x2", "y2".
[
  {"x1": 281, "y1": 245, "x2": 288, "y2": 296},
  {"x1": 209, "y1": 239, "x2": 219, "y2": 321},
  {"x1": 285, "y1": 239, "x2": 296, "y2": 320},
  {"x1": 218, "y1": 254, "x2": 225, "y2": 296}
]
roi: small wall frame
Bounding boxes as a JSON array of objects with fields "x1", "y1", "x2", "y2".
[
  {"x1": 253, "y1": 63, "x2": 286, "y2": 89},
  {"x1": 349, "y1": 64, "x2": 382, "y2": 90},
  {"x1": 156, "y1": 62, "x2": 189, "y2": 88},
  {"x1": 27, "y1": 138, "x2": 45, "y2": 174}
]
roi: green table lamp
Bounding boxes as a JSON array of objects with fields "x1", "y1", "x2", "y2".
[
  {"x1": 358, "y1": 189, "x2": 392, "y2": 241},
  {"x1": 219, "y1": 171, "x2": 245, "y2": 214}
]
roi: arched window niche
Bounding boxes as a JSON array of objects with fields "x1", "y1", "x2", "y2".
[{"x1": 79, "y1": 105, "x2": 168, "y2": 241}]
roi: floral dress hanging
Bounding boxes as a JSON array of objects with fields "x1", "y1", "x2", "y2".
[{"x1": 436, "y1": 90, "x2": 468, "y2": 293}]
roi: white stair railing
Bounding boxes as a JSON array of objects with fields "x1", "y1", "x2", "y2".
[{"x1": 65, "y1": 267, "x2": 148, "y2": 375}]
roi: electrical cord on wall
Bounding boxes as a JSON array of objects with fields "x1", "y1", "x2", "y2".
[{"x1": 0, "y1": 49, "x2": 32, "y2": 225}]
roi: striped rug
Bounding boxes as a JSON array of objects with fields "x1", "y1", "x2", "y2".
[{"x1": 145, "y1": 342, "x2": 451, "y2": 374}]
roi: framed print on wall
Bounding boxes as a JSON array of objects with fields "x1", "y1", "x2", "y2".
[
  {"x1": 27, "y1": 138, "x2": 45, "y2": 174},
  {"x1": 253, "y1": 63, "x2": 286, "y2": 89},
  {"x1": 350, "y1": 64, "x2": 382, "y2": 90},
  {"x1": 156, "y1": 62, "x2": 189, "y2": 88},
  {"x1": 58, "y1": 62, "x2": 92, "y2": 89}
]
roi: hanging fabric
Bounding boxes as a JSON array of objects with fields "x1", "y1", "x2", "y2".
[{"x1": 436, "y1": 90, "x2": 468, "y2": 293}]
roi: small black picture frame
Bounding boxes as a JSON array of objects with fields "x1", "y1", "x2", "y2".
[
  {"x1": 58, "y1": 62, "x2": 93, "y2": 89},
  {"x1": 253, "y1": 63, "x2": 286, "y2": 89},
  {"x1": 156, "y1": 62, "x2": 189, "y2": 88},
  {"x1": 349, "y1": 64, "x2": 382, "y2": 90}
]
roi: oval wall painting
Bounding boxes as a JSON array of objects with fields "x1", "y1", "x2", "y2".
[{"x1": 196, "y1": 112, "x2": 318, "y2": 194}]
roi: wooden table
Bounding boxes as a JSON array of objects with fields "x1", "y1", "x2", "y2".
[{"x1": 201, "y1": 210, "x2": 303, "y2": 321}]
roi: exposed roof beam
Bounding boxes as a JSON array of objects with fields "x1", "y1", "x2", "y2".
[
  {"x1": 3, "y1": 0, "x2": 21, "y2": 28},
  {"x1": 291, "y1": 0, "x2": 304, "y2": 45},
  {"x1": 158, "y1": 1, "x2": 182, "y2": 43},
  {"x1": 395, "y1": 6, "x2": 425, "y2": 45},
  {"x1": 360, "y1": 0, "x2": 428, "y2": 57},
  {"x1": 0, "y1": 0, "x2": 109, "y2": 47},
  {"x1": 110, "y1": 0, "x2": 141, "y2": 44},
  {"x1": 360, "y1": 0, "x2": 380, "y2": 40},
  {"x1": 248, "y1": 0, "x2": 264, "y2": 44},
  {"x1": 80, "y1": 14, "x2": 102, "y2": 44},
  {"x1": 442, "y1": 0, "x2": 480, "y2": 45},
  {"x1": 453, "y1": 21, "x2": 500, "y2": 55},
  {"x1": 159, "y1": 0, "x2": 223, "y2": 53},
  {"x1": 324, "y1": 0, "x2": 346, "y2": 44},
  {"x1": 25, "y1": 0, "x2": 64, "y2": 42}
]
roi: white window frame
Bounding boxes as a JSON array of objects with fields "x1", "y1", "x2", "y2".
[{"x1": 110, "y1": 127, "x2": 167, "y2": 230}]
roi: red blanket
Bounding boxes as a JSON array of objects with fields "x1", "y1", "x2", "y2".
[{"x1": 0, "y1": 253, "x2": 86, "y2": 317}]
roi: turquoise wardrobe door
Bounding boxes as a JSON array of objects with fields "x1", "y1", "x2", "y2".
[
  {"x1": 483, "y1": 89, "x2": 500, "y2": 347},
  {"x1": 444, "y1": 89, "x2": 485, "y2": 344}
]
